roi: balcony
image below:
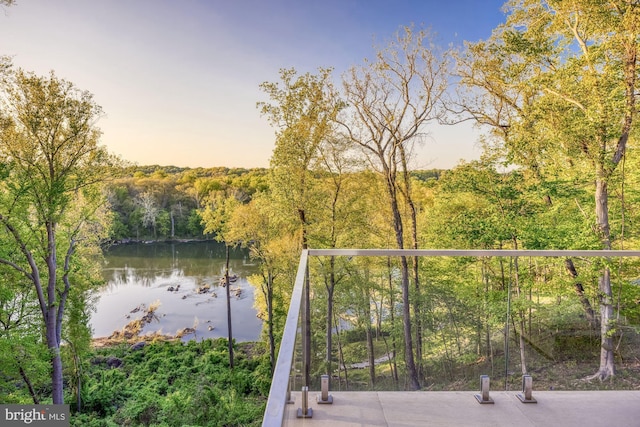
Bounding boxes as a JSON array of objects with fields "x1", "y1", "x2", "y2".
[{"x1": 262, "y1": 249, "x2": 640, "y2": 426}]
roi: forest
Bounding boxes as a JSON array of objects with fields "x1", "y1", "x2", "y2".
[{"x1": 1, "y1": 1, "x2": 640, "y2": 426}]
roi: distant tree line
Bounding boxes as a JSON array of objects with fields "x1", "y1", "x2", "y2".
[
  {"x1": 105, "y1": 166, "x2": 269, "y2": 241},
  {"x1": 103, "y1": 166, "x2": 442, "y2": 243}
]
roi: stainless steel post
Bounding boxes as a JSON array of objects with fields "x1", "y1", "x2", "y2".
[
  {"x1": 475, "y1": 375, "x2": 494, "y2": 404},
  {"x1": 517, "y1": 375, "x2": 537, "y2": 403},
  {"x1": 297, "y1": 386, "x2": 313, "y2": 418},
  {"x1": 318, "y1": 374, "x2": 333, "y2": 404}
]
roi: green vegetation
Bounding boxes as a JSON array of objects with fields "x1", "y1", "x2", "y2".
[
  {"x1": 105, "y1": 167, "x2": 269, "y2": 241},
  {"x1": 71, "y1": 339, "x2": 269, "y2": 427}
]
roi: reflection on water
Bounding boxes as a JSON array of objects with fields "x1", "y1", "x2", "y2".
[{"x1": 91, "y1": 241, "x2": 263, "y2": 342}]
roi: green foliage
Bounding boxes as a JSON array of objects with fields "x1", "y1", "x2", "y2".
[
  {"x1": 0, "y1": 66, "x2": 116, "y2": 403},
  {"x1": 71, "y1": 339, "x2": 268, "y2": 426},
  {"x1": 103, "y1": 167, "x2": 269, "y2": 241}
]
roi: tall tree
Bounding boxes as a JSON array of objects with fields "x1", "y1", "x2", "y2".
[
  {"x1": 338, "y1": 26, "x2": 449, "y2": 389},
  {"x1": 258, "y1": 67, "x2": 342, "y2": 386},
  {"x1": 457, "y1": 0, "x2": 639, "y2": 380},
  {"x1": 200, "y1": 193, "x2": 241, "y2": 368},
  {"x1": 227, "y1": 192, "x2": 299, "y2": 374},
  {"x1": 0, "y1": 69, "x2": 114, "y2": 403}
]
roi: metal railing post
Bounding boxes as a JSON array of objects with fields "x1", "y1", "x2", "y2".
[
  {"x1": 286, "y1": 376, "x2": 294, "y2": 404},
  {"x1": 517, "y1": 375, "x2": 537, "y2": 403},
  {"x1": 297, "y1": 386, "x2": 313, "y2": 418},
  {"x1": 317, "y1": 374, "x2": 333, "y2": 404},
  {"x1": 475, "y1": 375, "x2": 494, "y2": 404}
]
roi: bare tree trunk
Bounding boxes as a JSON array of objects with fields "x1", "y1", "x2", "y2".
[
  {"x1": 267, "y1": 271, "x2": 275, "y2": 374},
  {"x1": 48, "y1": 329, "x2": 63, "y2": 404},
  {"x1": 565, "y1": 258, "x2": 597, "y2": 328},
  {"x1": 224, "y1": 244, "x2": 234, "y2": 369},
  {"x1": 386, "y1": 182, "x2": 419, "y2": 389},
  {"x1": 483, "y1": 260, "x2": 491, "y2": 359},
  {"x1": 366, "y1": 320, "x2": 376, "y2": 387},
  {"x1": 399, "y1": 144, "x2": 424, "y2": 381},
  {"x1": 334, "y1": 310, "x2": 348, "y2": 389},
  {"x1": 18, "y1": 363, "x2": 39, "y2": 404},
  {"x1": 299, "y1": 209, "x2": 312, "y2": 388},
  {"x1": 513, "y1": 256, "x2": 527, "y2": 375},
  {"x1": 445, "y1": 300, "x2": 462, "y2": 355},
  {"x1": 387, "y1": 257, "x2": 399, "y2": 385},
  {"x1": 46, "y1": 225, "x2": 64, "y2": 405},
  {"x1": 325, "y1": 258, "x2": 336, "y2": 378},
  {"x1": 594, "y1": 178, "x2": 615, "y2": 379},
  {"x1": 170, "y1": 210, "x2": 175, "y2": 238},
  {"x1": 380, "y1": 329, "x2": 397, "y2": 389}
]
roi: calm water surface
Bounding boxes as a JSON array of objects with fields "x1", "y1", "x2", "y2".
[{"x1": 91, "y1": 241, "x2": 263, "y2": 342}]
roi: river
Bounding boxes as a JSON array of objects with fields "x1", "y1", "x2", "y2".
[{"x1": 91, "y1": 241, "x2": 263, "y2": 342}]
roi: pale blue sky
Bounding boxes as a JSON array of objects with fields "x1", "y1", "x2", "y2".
[{"x1": 0, "y1": 0, "x2": 506, "y2": 169}]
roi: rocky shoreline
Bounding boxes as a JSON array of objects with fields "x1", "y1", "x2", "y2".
[
  {"x1": 91, "y1": 301, "x2": 209, "y2": 348},
  {"x1": 102, "y1": 237, "x2": 210, "y2": 248}
]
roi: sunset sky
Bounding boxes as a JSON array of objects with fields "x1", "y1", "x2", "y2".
[{"x1": 1, "y1": 0, "x2": 507, "y2": 169}]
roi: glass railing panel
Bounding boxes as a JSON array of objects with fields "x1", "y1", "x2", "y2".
[
  {"x1": 303, "y1": 251, "x2": 640, "y2": 395},
  {"x1": 263, "y1": 249, "x2": 640, "y2": 425}
]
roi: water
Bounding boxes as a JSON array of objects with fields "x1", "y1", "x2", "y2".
[{"x1": 91, "y1": 241, "x2": 263, "y2": 342}]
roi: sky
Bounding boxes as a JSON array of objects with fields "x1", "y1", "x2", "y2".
[{"x1": 0, "y1": 0, "x2": 507, "y2": 170}]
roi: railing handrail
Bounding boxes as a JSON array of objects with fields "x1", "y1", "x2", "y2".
[
  {"x1": 262, "y1": 250, "x2": 308, "y2": 427},
  {"x1": 261, "y1": 248, "x2": 640, "y2": 426},
  {"x1": 308, "y1": 248, "x2": 640, "y2": 257}
]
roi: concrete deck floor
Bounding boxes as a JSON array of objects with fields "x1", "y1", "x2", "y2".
[{"x1": 282, "y1": 390, "x2": 640, "y2": 427}]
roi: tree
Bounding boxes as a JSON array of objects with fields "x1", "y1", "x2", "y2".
[
  {"x1": 313, "y1": 140, "x2": 364, "y2": 380},
  {"x1": 258, "y1": 67, "x2": 343, "y2": 386},
  {"x1": 0, "y1": 69, "x2": 114, "y2": 403},
  {"x1": 200, "y1": 191, "x2": 241, "y2": 368},
  {"x1": 226, "y1": 193, "x2": 298, "y2": 373},
  {"x1": 337, "y1": 26, "x2": 449, "y2": 389},
  {"x1": 457, "y1": 0, "x2": 639, "y2": 380},
  {"x1": 137, "y1": 192, "x2": 159, "y2": 237}
]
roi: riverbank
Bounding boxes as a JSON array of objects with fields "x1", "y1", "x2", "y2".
[
  {"x1": 92, "y1": 302, "x2": 202, "y2": 348},
  {"x1": 102, "y1": 237, "x2": 210, "y2": 247}
]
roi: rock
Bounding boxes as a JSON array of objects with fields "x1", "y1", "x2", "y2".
[
  {"x1": 196, "y1": 285, "x2": 210, "y2": 294},
  {"x1": 176, "y1": 327, "x2": 196, "y2": 338},
  {"x1": 130, "y1": 304, "x2": 145, "y2": 313},
  {"x1": 106, "y1": 357, "x2": 123, "y2": 368},
  {"x1": 220, "y1": 275, "x2": 238, "y2": 286},
  {"x1": 130, "y1": 341, "x2": 146, "y2": 351},
  {"x1": 167, "y1": 286, "x2": 175, "y2": 292},
  {"x1": 90, "y1": 356, "x2": 106, "y2": 365}
]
